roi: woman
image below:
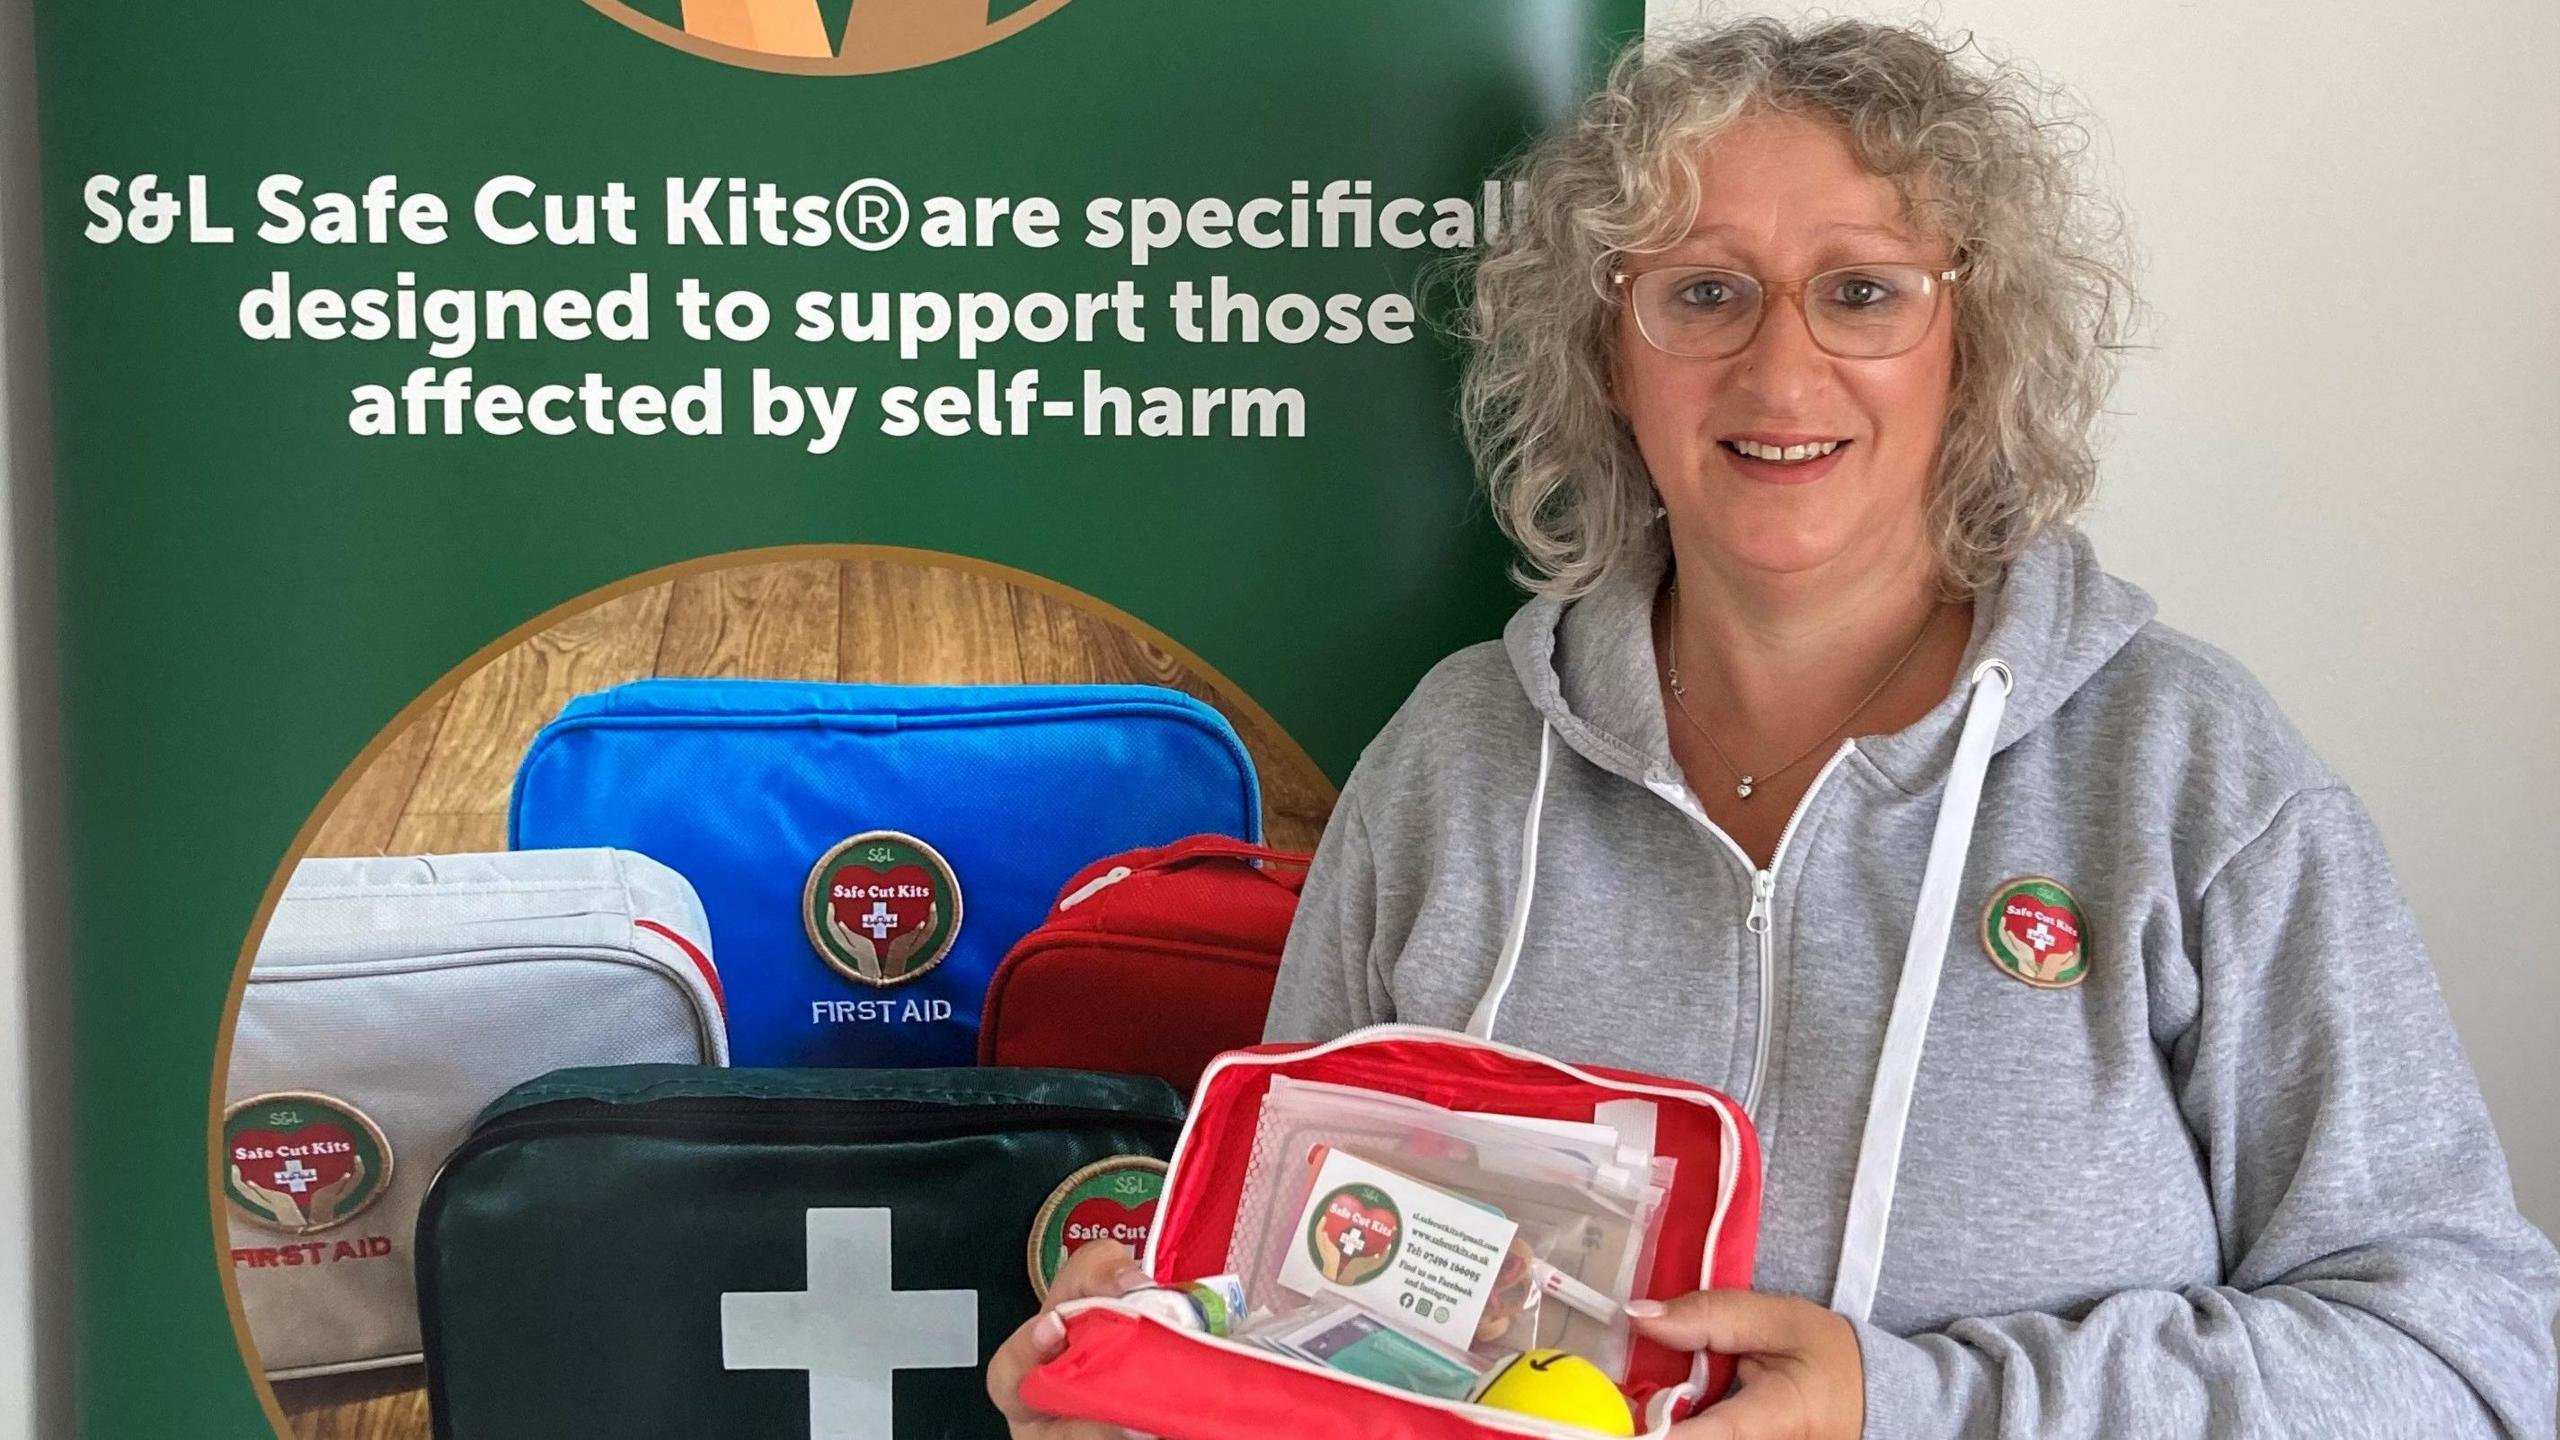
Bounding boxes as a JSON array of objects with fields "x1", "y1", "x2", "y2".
[{"x1": 992, "y1": 19, "x2": 2560, "y2": 1437}]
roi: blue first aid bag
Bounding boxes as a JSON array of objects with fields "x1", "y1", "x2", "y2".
[{"x1": 508, "y1": 679, "x2": 1261, "y2": 1067}]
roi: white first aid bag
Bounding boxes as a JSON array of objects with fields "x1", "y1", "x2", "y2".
[{"x1": 221, "y1": 849, "x2": 727, "y2": 1379}]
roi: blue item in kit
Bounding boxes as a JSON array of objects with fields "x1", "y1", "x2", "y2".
[{"x1": 508, "y1": 679, "x2": 1261, "y2": 1067}]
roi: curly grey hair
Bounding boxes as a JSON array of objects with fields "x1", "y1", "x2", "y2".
[{"x1": 1457, "y1": 18, "x2": 2135, "y2": 597}]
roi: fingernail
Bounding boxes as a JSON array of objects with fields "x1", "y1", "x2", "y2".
[
  {"x1": 1032, "y1": 1311, "x2": 1066, "y2": 1352},
  {"x1": 1111, "y1": 1265, "x2": 1152, "y2": 1295},
  {"x1": 1625, "y1": 1299, "x2": 1665, "y2": 1319}
]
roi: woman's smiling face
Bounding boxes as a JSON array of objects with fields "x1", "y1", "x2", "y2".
[{"x1": 1613, "y1": 107, "x2": 1959, "y2": 583}]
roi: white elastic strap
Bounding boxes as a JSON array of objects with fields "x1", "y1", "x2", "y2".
[
  {"x1": 1466, "y1": 720, "x2": 1555, "y2": 1040},
  {"x1": 1830, "y1": 659, "x2": 2013, "y2": 1323}
]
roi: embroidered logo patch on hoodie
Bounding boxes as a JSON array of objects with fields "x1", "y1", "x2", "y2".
[{"x1": 1981, "y1": 877, "x2": 2090, "y2": 988}]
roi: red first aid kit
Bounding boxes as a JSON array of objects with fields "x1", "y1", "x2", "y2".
[
  {"x1": 1020, "y1": 1025, "x2": 1763, "y2": 1438},
  {"x1": 979, "y1": 836, "x2": 1309, "y2": 1094}
]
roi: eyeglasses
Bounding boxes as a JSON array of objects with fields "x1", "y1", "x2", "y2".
[{"x1": 1610, "y1": 262, "x2": 1961, "y2": 360}]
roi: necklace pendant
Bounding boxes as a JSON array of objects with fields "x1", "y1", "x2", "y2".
[{"x1": 1736, "y1": 777, "x2": 1755, "y2": 798}]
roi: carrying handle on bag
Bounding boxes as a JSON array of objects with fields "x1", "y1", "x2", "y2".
[
  {"x1": 1055, "y1": 836, "x2": 1312, "y2": 910},
  {"x1": 1144, "y1": 836, "x2": 1311, "y2": 881}
]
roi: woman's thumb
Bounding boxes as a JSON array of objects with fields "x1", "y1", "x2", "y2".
[{"x1": 1625, "y1": 1289, "x2": 1804, "y2": 1354}]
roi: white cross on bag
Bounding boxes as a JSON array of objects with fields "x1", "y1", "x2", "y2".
[
  {"x1": 860, "y1": 901, "x2": 899, "y2": 941},
  {"x1": 2026, "y1": 921, "x2": 2056, "y2": 952},
  {"x1": 275, "y1": 1158, "x2": 319, "y2": 1195},
  {"x1": 722, "y1": 1208, "x2": 979, "y2": 1440}
]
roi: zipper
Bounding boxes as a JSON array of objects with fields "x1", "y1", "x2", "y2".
[
  {"x1": 249, "y1": 939, "x2": 639, "y2": 980},
  {"x1": 424, "y1": 1097, "x2": 1171, "y2": 1243},
  {"x1": 248, "y1": 943, "x2": 727, "y2": 1060},
  {"x1": 1649, "y1": 741, "x2": 1853, "y2": 1118},
  {"x1": 479, "y1": 1094, "x2": 1144, "y2": 1136},
  {"x1": 1744, "y1": 871, "x2": 1775, "y2": 1115},
  {"x1": 449, "y1": 1097, "x2": 1165, "y2": 1167}
]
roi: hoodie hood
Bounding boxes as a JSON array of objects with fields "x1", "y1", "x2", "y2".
[{"x1": 1501, "y1": 524, "x2": 2159, "y2": 794}]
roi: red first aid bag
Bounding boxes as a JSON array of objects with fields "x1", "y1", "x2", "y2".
[
  {"x1": 1020, "y1": 1025, "x2": 1763, "y2": 1438},
  {"x1": 979, "y1": 836, "x2": 1309, "y2": 1094}
]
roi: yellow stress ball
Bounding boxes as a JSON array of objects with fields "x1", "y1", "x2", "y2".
[{"x1": 1472, "y1": 1349, "x2": 1636, "y2": 1436}]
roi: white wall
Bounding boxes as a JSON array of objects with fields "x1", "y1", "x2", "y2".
[
  {"x1": 1646, "y1": 0, "x2": 2560, "y2": 1247},
  {"x1": 3, "y1": 0, "x2": 63, "y2": 1430}
]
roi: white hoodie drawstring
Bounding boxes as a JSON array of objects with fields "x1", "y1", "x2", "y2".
[
  {"x1": 1464, "y1": 720, "x2": 1553, "y2": 1040},
  {"x1": 1463, "y1": 660, "x2": 2017, "y2": 1326},
  {"x1": 1831, "y1": 658, "x2": 2012, "y2": 1322}
]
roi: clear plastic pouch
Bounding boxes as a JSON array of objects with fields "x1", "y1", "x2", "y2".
[{"x1": 1225, "y1": 1076, "x2": 1674, "y2": 1381}]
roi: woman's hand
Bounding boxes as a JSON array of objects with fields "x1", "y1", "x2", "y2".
[
  {"x1": 984, "y1": 1238, "x2": 1156, "y2": 1440},
  {"x1": 1633, "y1": 1289, "x2": 1865, "y2": 1440}
]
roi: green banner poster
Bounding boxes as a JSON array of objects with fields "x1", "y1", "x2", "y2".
[{"x1": 32, "y1": 2, "x2": 1640, "y2": 1435}]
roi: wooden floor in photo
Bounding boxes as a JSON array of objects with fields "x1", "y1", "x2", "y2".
[
  {"x1": 266, "y1": 553, "x2": 1337, "y2": 1439},
  {"x1": 305, "y1": 553, "x2": 1335, "y2": 863}
]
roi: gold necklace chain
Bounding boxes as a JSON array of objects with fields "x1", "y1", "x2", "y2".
[{"x1": 1662, "y1": 582, "x2": 1942, "y2": 800}]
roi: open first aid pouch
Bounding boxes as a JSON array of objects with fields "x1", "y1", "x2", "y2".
[
  {"x1": 416, "y1": 1063, "x2": 1184, "y2": 1440},
  {"x1": 222, "y1": 849, "x2": 726, "y2": 1379},
  {"x1": 508, "y1": 679, "x2": 1262, "y2": 1068},
  {"x1": 1018, "y1": 1025, "x2": 1763, "y2": 1438}
]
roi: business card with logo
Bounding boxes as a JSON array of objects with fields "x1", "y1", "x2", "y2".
[{"x1": 1274, "y1": 1145, "x2": 1519, "y2": 1353}]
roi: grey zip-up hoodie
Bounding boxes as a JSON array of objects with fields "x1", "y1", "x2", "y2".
[{"x1": 1263, "y1": 525, "x2": 2560, "y2": 1437}]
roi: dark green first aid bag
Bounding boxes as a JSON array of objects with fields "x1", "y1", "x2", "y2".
[{"x1": 416, "y1": 1064, "x2": 1184, "y2": 1440}]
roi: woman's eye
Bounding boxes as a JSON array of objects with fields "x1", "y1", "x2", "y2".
[
  {"x1": 1830, "y1": 276, "x2": 1895, "y2": 307},
  {"x1": 1673, "y1": 278, "x2": 1735, "y2": 309}
]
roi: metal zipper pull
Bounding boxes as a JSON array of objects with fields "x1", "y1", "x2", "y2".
[{"x1": 1747, "y1": 870, "x2": 1774, "y2": 934}]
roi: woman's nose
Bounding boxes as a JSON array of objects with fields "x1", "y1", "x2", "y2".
[{"x1": 1730, "y1": 292, "x2": 1832, "y2": 405}]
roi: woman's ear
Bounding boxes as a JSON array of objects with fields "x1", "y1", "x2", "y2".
[
  {"x1": 1600, "y1": 325, "x2": 1628, "y2": 419},
  {"x1": 1599, "y1": 293, "x2": 1644, "y2": 437}
]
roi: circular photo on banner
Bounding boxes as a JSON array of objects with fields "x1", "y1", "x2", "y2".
[
  {"x1": 588, "y1": 0, "x2": 1075, "y2": 76},
  {"x1": 216, "y1": 545, "x2": 1332, "y2": 1437}
]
